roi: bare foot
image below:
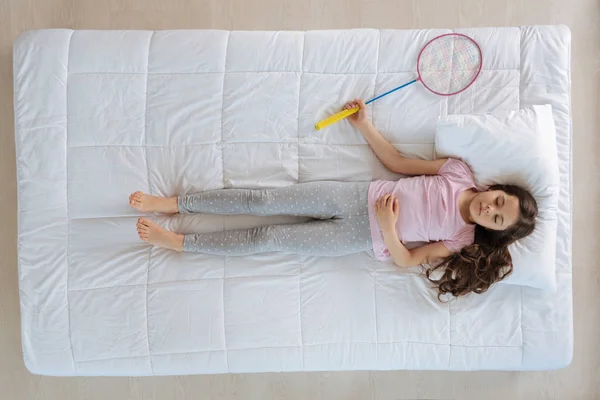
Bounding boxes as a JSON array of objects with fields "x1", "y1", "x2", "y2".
[
  {"x1": 136, "y1": 218, "x2": 184, "y2": 251},
  {"x1": 129, "y1": 191, "x2": 178, "y2": 214}
]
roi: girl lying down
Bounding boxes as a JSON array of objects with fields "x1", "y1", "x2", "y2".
[{"x1": 130, "y1": 99, "x2": 538, "y2": 298}]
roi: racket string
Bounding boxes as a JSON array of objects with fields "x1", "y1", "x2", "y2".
[{"x1": 418, "y1": 35, "x2": 481, "y2": 95}]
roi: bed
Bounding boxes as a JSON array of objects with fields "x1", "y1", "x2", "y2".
[{"x1": 13, "y1": 26, "x2": 572, "y2": 376}]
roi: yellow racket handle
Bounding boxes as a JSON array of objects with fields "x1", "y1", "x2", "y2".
[{"x1": 314, "y1": 107, "x2": 359, "y2": 131}]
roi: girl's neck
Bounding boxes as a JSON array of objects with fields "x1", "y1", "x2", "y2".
[{"x1": 458, "y1": 189, "x2": 477, "y2": 225}]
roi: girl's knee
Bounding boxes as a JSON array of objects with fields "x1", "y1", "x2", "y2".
[
  {"x1": 250, "y1": 225, "x2": 276, "y2": 246},
  {"x1": 249, "y1": 190, "x2": 273, "y2": 212}
]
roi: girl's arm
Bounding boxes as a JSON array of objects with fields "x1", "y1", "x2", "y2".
[
  {"x1": 375, "y1": 194, "x2": 453, "y2": 267},
  {"x1": 344, "y1": 99, "x2": 447, "y2": 176},
  {"x1": 382, "y1": 231, "x2": 452, "y2": 267}
]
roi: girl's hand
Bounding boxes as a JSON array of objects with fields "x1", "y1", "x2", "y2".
[
  {"x1": 343, "y1": 99, "x2": 370, "y2": 128},
  {"x1": 375, "y1": 194, "x2": 399, "y2": 233}
]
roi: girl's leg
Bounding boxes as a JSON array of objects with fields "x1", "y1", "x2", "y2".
[
  {"x1": 182, "y1": 215, "x2": 372, "y2": 256},
  {"x1": 178, "y1": 181, "x2": 368, "y2": 219}
]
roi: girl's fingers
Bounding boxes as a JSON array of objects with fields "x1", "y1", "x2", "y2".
[
  {"x1": 343, "y1": 99, "x2": 366, "y2": 110},
  {"x1": 346, "y1": 101, "x2": 361, "y2": 111},
  {"x1": 377, "y1": 194, "x2": 396, "y2": 209}
]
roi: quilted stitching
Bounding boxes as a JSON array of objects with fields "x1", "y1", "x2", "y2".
[
  {"x1": 65, "y1": 29, "x2": 76, "y2": 374},
  {"x1": 13, "y1": 26, "x2": 572, "y2": 375},
  {"x1": 144, "y1": 31, "x2": 155, "y2": 375}
]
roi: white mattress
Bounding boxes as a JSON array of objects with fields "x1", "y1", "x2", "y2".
[{"x1": 13, "y1": 26, "x2": 573, "y2": 376}]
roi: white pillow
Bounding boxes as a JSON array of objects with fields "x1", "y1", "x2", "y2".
[{"x1": 435, "y1": 105, "x2": 559, "y2": 291}]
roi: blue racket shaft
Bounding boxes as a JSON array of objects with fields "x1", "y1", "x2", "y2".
[{"x1": 365, "y1": 78, "x2": 418, "y2": 105}]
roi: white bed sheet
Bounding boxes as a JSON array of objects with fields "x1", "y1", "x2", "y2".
[{"x1": 13, "y1": 26, "x2": 572, "y2": 376}]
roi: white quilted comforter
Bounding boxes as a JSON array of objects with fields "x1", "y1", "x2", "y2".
[{"x1": 14, "y1": 26, "x2": 572, "y2": 376}]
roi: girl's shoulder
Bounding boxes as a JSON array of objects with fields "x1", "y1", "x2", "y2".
[
  {"x1": 442, "y1": 224, "x2": 476, "y2": 253},
  {"x1": 438, "y1": 158, "x2": 474, "y2": 181}
]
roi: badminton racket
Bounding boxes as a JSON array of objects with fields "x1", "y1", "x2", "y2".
[{"x1": 314, "y1": 33, "x2": 483, "y2": 130}]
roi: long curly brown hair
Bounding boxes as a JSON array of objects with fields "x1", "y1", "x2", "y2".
[{"x1": 426, "y1": 184, "x2": 538, "y2": 299}]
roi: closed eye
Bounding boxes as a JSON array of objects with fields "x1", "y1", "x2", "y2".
[{"x1": 496, "y1": 196, "x2": 504, "y2": 207}]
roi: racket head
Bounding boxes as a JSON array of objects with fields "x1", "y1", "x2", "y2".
[{"x1": 416, "y1": 33, "x2": 482, "y2": 96}]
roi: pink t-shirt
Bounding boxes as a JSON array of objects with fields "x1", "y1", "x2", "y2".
[{"x1": 368, "y1": 158, "x2": 478, "y2": 261}]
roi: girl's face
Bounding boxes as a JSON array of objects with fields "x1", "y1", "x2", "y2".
[{"x1": 469, "y1": 190, "x2": 520, "y2": 231}]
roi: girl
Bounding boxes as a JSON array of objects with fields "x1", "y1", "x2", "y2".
[{"x1": 130, "y1": 99, "x2": 538, "y2": 297}]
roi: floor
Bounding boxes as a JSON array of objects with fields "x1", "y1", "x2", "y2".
[{"x1": 1, "y1": 0, "x2": 598, "y2": 399}]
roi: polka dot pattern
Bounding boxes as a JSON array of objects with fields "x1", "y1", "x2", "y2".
[{"x1": 179, "y1": 182, "x2": 373, "y2": 256}]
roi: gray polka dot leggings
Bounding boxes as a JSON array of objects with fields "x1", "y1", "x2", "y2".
[{"x1": 177, "y1": 181, "x2": 373, "y2": 256}]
